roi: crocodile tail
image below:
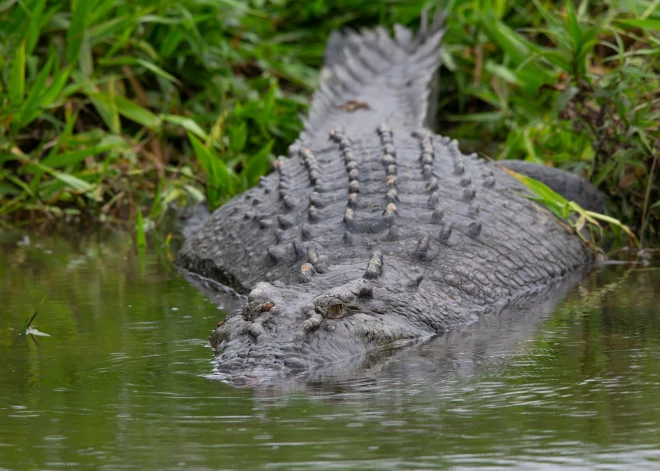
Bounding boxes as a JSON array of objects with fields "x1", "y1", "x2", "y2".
[{"x1": 302, "y1": 9, "x2": 444, "y2": 141}]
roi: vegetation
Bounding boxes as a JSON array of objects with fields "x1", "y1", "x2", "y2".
[
  {"x1": 0, "y1": 0, "x2": 657, "y2": 245},
  {"x1": 504, "y1": 166, "x2": 637, "y2": 248}
]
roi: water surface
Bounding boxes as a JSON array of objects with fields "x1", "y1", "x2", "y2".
[{"x1": 1, "y1": 230, "x2": 658, "y2": 470}]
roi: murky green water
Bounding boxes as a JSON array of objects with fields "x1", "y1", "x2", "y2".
[{"x1": 1, "y1": 229, "x2": 659, "y2": 470}]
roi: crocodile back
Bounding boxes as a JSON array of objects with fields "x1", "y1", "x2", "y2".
[{"x1": 177, "y1": 16, "x2": 591, "y2": 321}]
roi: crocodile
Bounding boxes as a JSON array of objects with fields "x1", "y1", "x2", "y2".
[{"x1": 176, "y1": 14, "x2": 603, "y2": 383}]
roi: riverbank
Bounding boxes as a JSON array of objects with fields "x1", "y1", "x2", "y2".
[{"x1": 1, "y1": 1, "x2": 657, "y2": 244}]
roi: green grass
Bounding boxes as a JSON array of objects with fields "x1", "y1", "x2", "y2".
[
  {"x1": 439, "y1": 0, "x2": 659, "y2": 247},
  {"x1": 502, "y1": 164, "x2": 638, "y2": 248},
  {"x1": 0, "y1": 0, "x2": 657, "y2": 246}
]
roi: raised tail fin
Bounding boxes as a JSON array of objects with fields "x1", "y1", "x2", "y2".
[{"x1": 302, "y1": 10, "x2": 444, "y2": 142}]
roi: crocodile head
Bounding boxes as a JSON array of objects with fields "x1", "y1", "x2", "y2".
[{"x1": 209, "y1": 276, "x2": 432, "y2": 384}]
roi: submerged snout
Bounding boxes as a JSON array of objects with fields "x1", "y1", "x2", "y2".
[
  {"x1": 209, "y1": 310, "x2": 432, "y2": 384},
  {"x1": 208, "y1": 278, "x2": 434, "y2": 384}
]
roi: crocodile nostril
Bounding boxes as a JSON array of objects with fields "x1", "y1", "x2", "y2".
[
  {"x1": 261, "y1": 302, "x2": 273, "y2": 312},
  {"x1": 243, "y1": 301, "x2": 275, "y2": 321}
]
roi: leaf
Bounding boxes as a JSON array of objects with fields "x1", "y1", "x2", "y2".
[
  {"x1": 88, "y1": 91, "x2": 121, "y2": 134},
  {"x1": 480, "y1": 13, "x2": 529, "y2": 65},
  {"x1": 87, "y1": 15, "x2": 132, "y2": 46},
  {"x1": 88, "y1": 0, "x2": 120, "y2": 26},
  {"x1": 592, "y1": 157, "x2": 617, "y2": 187},
  {"x1": 24, "y1": 294, "x2": 47, "y2": 332},
  {"x1": 565, "y1": 0, "x2": 582, "y2": 48},
  {"x1": 113, "y1": 95, "x2": 161, "y2": 129},
  {"x1": 49, "y1": 170, "x2": 94, "y2": 193},
  {"x1": 190, "y1": 133, "x2": 232, "y2": 188},
  {"x1": 161, "y1": 115, "x2": 208, "y2": 140},
  {"x1": 41, "y1": 145, "x2": 115, "y2": 168},
  {"x1": 9, "y1": 39, "x2": 26, "y2": 105},
  {"x1": 229, "y1": 121, "x2": 247, "y2": 153},
  {"x1": 158, "y1": 27, "x2": 184, "y2": 58},
  {"x1": 616, "y1": 19, "x2": 660, "y2": 30},
  {"x1": 189, "y1": 133, "x2": 214, "y2": 177},
  {"x1": 501, "y1": 166, "x2": 567, "y2": 217},
  {"x1": 149, "y1": 178, "x2": 163, "y2": 220},
  {"x1": 485, "y1": 62, "x2": 521, "y2": 85},
  {"x1": 188, "y1": 132, "x2": 233, "y2": 208},
  {"x1": 136, "y1": 58, "x2": 180, "y2": 84},
  {"x1": 25, "y1": 0, "x2": 46, "y2": 56},
  {"x1": 479, "y1": 13, "x2": 555, "y2": 83},
  {"x1": 138, "y1": 14, "x2": 182, "y2": 25},
  {"x1": 0, "y1": 0, "x2": 17, "y2": 14},
  {"x1": 16, "y1": 53, "x2": 55, "y2": 128},
  {"x1": 183, "y1": 184, "x2": 205, "y2": 202},
  {"x1": 66, "y1": 0, "x2": 91, "y2": 65},
  {"x1": 0, "y1": 181, "x2": 19, "y2": 198},
  {"x1": 0, "y1": 153, "x2": 19, "y2": 165},
  {"x1": 503, "y1": 165, "x2": 637, "y2": 245},
  {"x1": 243, "y1": 140, "x2": 273, "y2": 187},
  {"x1": 136, "y1": 210, "x2": 147, "y2": 247},
  {"x1": 98, "y1": 57, "x2": 181, "y2": 84},
  {"x1": 4, "y1": 170, "x2": 34, "y2": 197},
  {"x1": 556, "y1": 85, "x2": 580, "y2": 114},
  {"x1": 79, "y1": 31, "x2": 93, "y2": 78},
  {"x1": 439, "y1": 47, "x2": 456, "y2": 71},
  {"x1": 38, "y1": 66, "x2": 72, "y2": 108},
  {"x1": 213, "y1": 0, "x2": 265, "y2": 15},
  {"x1": 42, "y1": 108, "x2": 78, "y2": 165},
  {"x1": 31, "y1": 161, "x2": 94, "y2": 192},
  {"x1": 448, "y1": 111, "x2": 505, "y2": 122},
  {"x1": 538, "y1": 50, "x2": 571, "y2": 70}
]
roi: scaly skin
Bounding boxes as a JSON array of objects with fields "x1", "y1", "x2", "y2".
[{"x1": 176, "y1": 18, "x2": 593, "y2": 383}]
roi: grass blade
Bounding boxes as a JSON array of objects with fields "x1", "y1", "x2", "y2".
[
  {"x1": 31, "y1": 161, "x2": 95, "y2": 192},
  {"x1": 161, "y1": 115, "x2": 208, "y2": 140},
  {"x1": 25, "y1": 0, "x2": 46, "y2": 55},
  {"x1": 23, "y1": 294, "x2": 47, "y2": 333},
  {"x1": 136, "y1": 209, "x2": 147, "y2": 247},
  {"x1": 616, "y1": 18, "x2": 660, "y2": 30},
  {"x1": 565, "y1": 0, "x2": 583, "y2": 49},
  {"x1": 16, "y1": 53, "x2": 54, "y2": 128},
  {"x1": 66, "y1": 0, "x2": 91, "y2": 65},
  {"x1": 88, "y1": 90, "x2": 121, "y2": 134},
  {"x1": 243, "y1": 140, "x2": 273, "y2": 187},
  {"x1": 9, "y1": 39, "x2": 26, "y2": 105},
  {"x1": 113, "y1": 94, "x2": 161, "y2": 129},
  {"x1": 38, "y1": 65, "x2": 72, "y2": 108},
  {"x1": 188, "y1": 132, "x2": 234, "y2": 208},
  {"x1": 503, "y1": 166, "x2": 637, "y2": 246},
  {"x1": 41, "y1": 145, "x2": 116, "y2": 168}
]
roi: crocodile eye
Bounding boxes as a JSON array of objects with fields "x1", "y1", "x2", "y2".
[{"x1": 326, "y1": 300, "x2": 346, "y2": 319}]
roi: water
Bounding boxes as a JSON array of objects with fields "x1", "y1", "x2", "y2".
[{"x1": 0, "y1": 229, "x2": 658, "y2": 470}]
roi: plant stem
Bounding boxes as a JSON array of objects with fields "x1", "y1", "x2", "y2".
[{"x1": 639, "y1": 150, "x2": 658, "y2": 249}]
